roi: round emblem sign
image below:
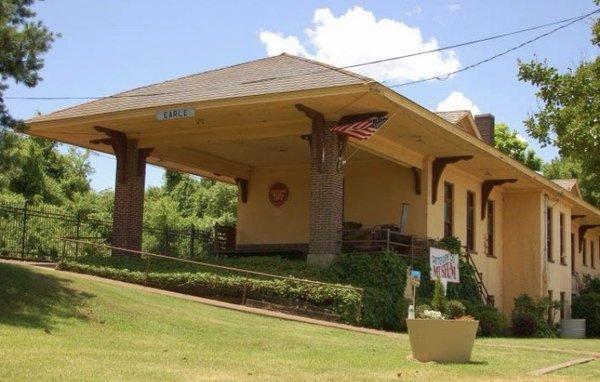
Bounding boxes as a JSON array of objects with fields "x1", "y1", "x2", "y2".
[{"x1": 269, "y1": 182, "x2": 289, "y2": 207}]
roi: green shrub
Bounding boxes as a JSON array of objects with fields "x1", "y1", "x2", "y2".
[
  {"x1": 511, "y1": 294, "x2": 555, "y2": 337},
  {"x1": 580, "y1": 276, "x2": 600, "y2": 295},
  {"x1": 416, "y1": 304, "x2": 431, "y2": 318},
  {"x1": 58, "y1": 261, "x2": 362, "y2": 324},
  {"x1": 466, "y1": 303, "x2": 507, "y2": 336},
  {"x1": 431, "y1": 277, "x2": 445, "y2": 312},
  {"x1": 512, "y1": 312, "x2": 537, "y2": 337},
  {"x1": 444, "y1": 300, "x2": 466, "y2": 319},
  {"x1": 324, "y1": 252, "x2": 408, "y2": 330},
  {"x1": 572, "y1": 292, "x2": 600, "y2": 337}
]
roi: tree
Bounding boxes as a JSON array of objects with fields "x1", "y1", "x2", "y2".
[
  {"x1": 1, "y1": 0, "x2": 58, "y2": 129},
  {"x1": 494, "y1": 123, "x2": 543, "y2": 171},
  {"x1": 518, "y1": 0, "x2": 600, "y2": 206}
]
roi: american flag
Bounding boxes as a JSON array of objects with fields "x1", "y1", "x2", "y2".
[{"x1": 331, "y1": 116, "x2": 388, "y2": 140}]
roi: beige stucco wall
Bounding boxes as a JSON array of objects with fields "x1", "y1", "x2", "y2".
[
  {"x1": 344, "y1": 160, "x2": 426, "y2": 236},
  {"x1": 502, "y1": 191, "x2": 543, "y2": 315},
  {"x1": 573, "y1": 221, "x2": 600, "y2": 279},
  {"x1": 544, "y1": 196, "x2": 573, "y2": 319},
  {"x1": 236, "y1": 165, "x2": 310, "y2": 245},
  {"x1": 237, "y1": 159, "x2": 427, "y2": 246},
  {"x1": 425, "y1": 165, "x2": 504, "y2": 310}
]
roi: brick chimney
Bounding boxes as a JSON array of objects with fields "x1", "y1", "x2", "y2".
[{"x1": 474, "y1": 113, "x2": 495, "y2": 146}]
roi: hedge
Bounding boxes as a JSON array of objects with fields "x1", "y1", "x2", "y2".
[
  {"x1": 572, "y1": 292, "x2": 600, "y2": 337},
  {"x1": 58, "y1": 261, "x2": 362, "y2": 324}
]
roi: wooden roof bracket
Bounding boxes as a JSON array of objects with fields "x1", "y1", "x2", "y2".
[
  {"x1": 235, "y1": 178, "x2": 248, "y2": 203},
  {"x1": 92, "y1": 126, "x2": 128, "y2": 183},
  {"x1": 579, "y1": 224, "x2": 600, "y2": 245},
  {"x1": 137, "y1": 148, "x2": 154, "y2": 177},
  {"x1": 296, "y1": 104, "x2": 326, "y2": 172},
  {"x1": 481, "y1": 179, "x2": 517, "y2": 220},
  {"x1": 431, "y1": 156, "x2": 473, "y2": 204},
  {"x1": 411, "y1": 167, "x2": 421, "y2": 195}
]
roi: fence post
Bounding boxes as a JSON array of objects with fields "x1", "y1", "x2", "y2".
[
  {"x1": 75, "y1": 213, "x2": 81, "y2": 259},
  {"x1": 189, "y1": 225, "x2": 195, "y2": 258},
  {"x1": 386, "y1": 228, "x2": 391, "y2": 252},
  {"x1": 20, "y1": 201, "x2": 28, "y2": 259}
]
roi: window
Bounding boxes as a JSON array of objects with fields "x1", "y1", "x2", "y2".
[
  {"x1": 487, "y1": 200, "x2": 495, "y2": 257},
  {"x1": 466, "y1": 191, "x2": 475, "y2": 252},
  {"x1": 444, "y1": 182, "x2": 454, "y2": 238},
  {"x1": 592, "y1": 240, "x2": 596, "y2": 269},
  {"x1": 546, "y1": 207, "x2": 553, "y2": 261},
  {"x1": 560, "y1": 292, "x2": 566, "y2": 319},
  {"x1": 583, "y1": 238, "x2": 588, "y2": 267},
  {"x1": 559, "y1": 213, "x2": 566, "y2": 265}
]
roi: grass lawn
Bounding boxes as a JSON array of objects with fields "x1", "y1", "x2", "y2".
[{"x1": 1, "y1": 262, "x2": 598, "y2": 381}]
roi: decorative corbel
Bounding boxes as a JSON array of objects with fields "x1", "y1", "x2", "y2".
[
  {"x1": 235, "y1": 178, "x2": 248, "y2": 203},
  {"x1": 137, "y1": 148, "x2": 154, "y2": 177},
  {"x1": 481, "y1": 179, "x2": 517, "y2": 220},
  {"x1": 431, "y1": 156, "x2": 473, "y2": 204},
  {"x1": 411, "y1": 167, "x2": 421, "y2": 195},
  {"x1": 296, "y1": 104, "x2": 326, "y2": 172},
  {"x1": 92, "y1": 126, "x2": 128, "y2": 183}
]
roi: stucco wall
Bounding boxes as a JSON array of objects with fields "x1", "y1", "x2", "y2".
[
  {"x1": 344, "y1": 160, "x2": 426, "y2": 236},
  {"x1": 502, "y1": 191, "x2": 543, "y2": 315},
  {"x1": 426, "y1": 166, "x2": 505, "y2": 309},
  {"x1": 544, "y1": 197, "x2": 573, "y2": 319},
  {"x1": 573, "y1": 221, "x2": 600, "y2": 279},
  {"x1": 236, "y1": 165, "x2": 310, "y2": 245},
  {"x1": 236, "y1": 160, "x2": 427, "y2": 246}
]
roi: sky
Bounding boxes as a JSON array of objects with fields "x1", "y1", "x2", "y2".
[{"x1": 5, "y1": 1, "x2": 599, "y2": 191}]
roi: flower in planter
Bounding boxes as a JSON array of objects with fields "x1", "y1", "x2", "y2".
[{"x1": 420, "y1": 309, "x2": 444, "y2": 320}]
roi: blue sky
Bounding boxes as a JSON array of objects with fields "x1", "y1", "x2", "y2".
[{"x1": 6, "y1": 1, "x2": 599, "y2": 191}]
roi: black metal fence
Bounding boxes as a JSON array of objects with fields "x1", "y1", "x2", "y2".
[{"x1": 0, "y1": 201, "x2": 214, "y2": 262}]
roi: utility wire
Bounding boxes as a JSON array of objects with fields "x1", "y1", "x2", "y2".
[
  {"x1": 388, "y1": 8, "x2": 600, "y2": 88},
  {"x1": 5, "y1": 8, "x2": 599, "y2": 101}
]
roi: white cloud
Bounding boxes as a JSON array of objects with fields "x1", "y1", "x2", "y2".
[
  {"x1": 259, "y1": 6, "x2": 461, "y2": 83},
  {"x1": 406, "y1": 5, "x2": 422, "y2": 16},
  {"x1": 515, "y1": 133, "x2": 527, "y2": 143},
  {"x1": 448, "y1": 3, "x2": 461, "y2": 12},
  {"x1": 436, "y1": 91, "x2": 481, "y2": 115}
]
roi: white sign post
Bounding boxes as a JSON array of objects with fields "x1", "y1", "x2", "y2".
[{"x1": 429, "y1": 247, "x2": 460, "y2": 294}]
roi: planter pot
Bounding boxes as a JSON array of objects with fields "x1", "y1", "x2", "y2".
[{"x1": 406, "y1": 319, "x2": 479, "y2": 363}]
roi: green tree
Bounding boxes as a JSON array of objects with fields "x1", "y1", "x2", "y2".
[
  {"x1": 1, "y1": 0, "x2": 58, "y2": 129},
  {"x1": 494, "y1": 123, "x2": 543, "y2": 171},
  {"x1": 518, "y1": 0, "x2": 600, "y2": 206}
]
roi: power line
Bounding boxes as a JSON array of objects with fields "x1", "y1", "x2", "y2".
[
  {"x1": 5, "y1": 8, "x2": 599, "y2": 101},
  {"x1": 388, "y1": 8, "x2": 600, "y2": 88}
]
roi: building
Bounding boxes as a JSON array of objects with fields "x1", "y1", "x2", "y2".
[{"x1": 25, "y1": 54, "x2": 600, "y2": 317}]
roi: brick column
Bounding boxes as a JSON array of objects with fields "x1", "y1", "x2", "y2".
[
  {"x1": 308, "y1": 120, "x2": 345, "y2": 266},
  {"x1": 112, "y1": 139, "x2": 148, "y2": 252},
  {"x1": 92, "y1": 127, "x2": 152, "y2": 253}
]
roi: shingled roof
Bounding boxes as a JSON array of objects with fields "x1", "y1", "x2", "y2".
[
  {"x1": 29, "y1": 54, "x2": 373, "y2": 123},
  {"x1": 435, "y1": 110, "x2": 471, "y2": 124}
]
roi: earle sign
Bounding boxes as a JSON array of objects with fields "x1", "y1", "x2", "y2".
[{"x1": 156, "y1": 108, "x2": 195, "y2": 121}]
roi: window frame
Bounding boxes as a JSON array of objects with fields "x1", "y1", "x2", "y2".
[
  {"x1": 559, "y1": 213, "x2": 566, "y2": 265},
  {"x1": 443, "y1": 182, "x2": 454, "y2": 238},
  {"x1": 546, "y1": 207, "x2": 553, "y2": 262},
  {"x1": 466, "y1": 190, "x2": 475, "y2": 252},
  {"x1": 487, "y1": 200, "x2": 495, "y2": 258}
]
